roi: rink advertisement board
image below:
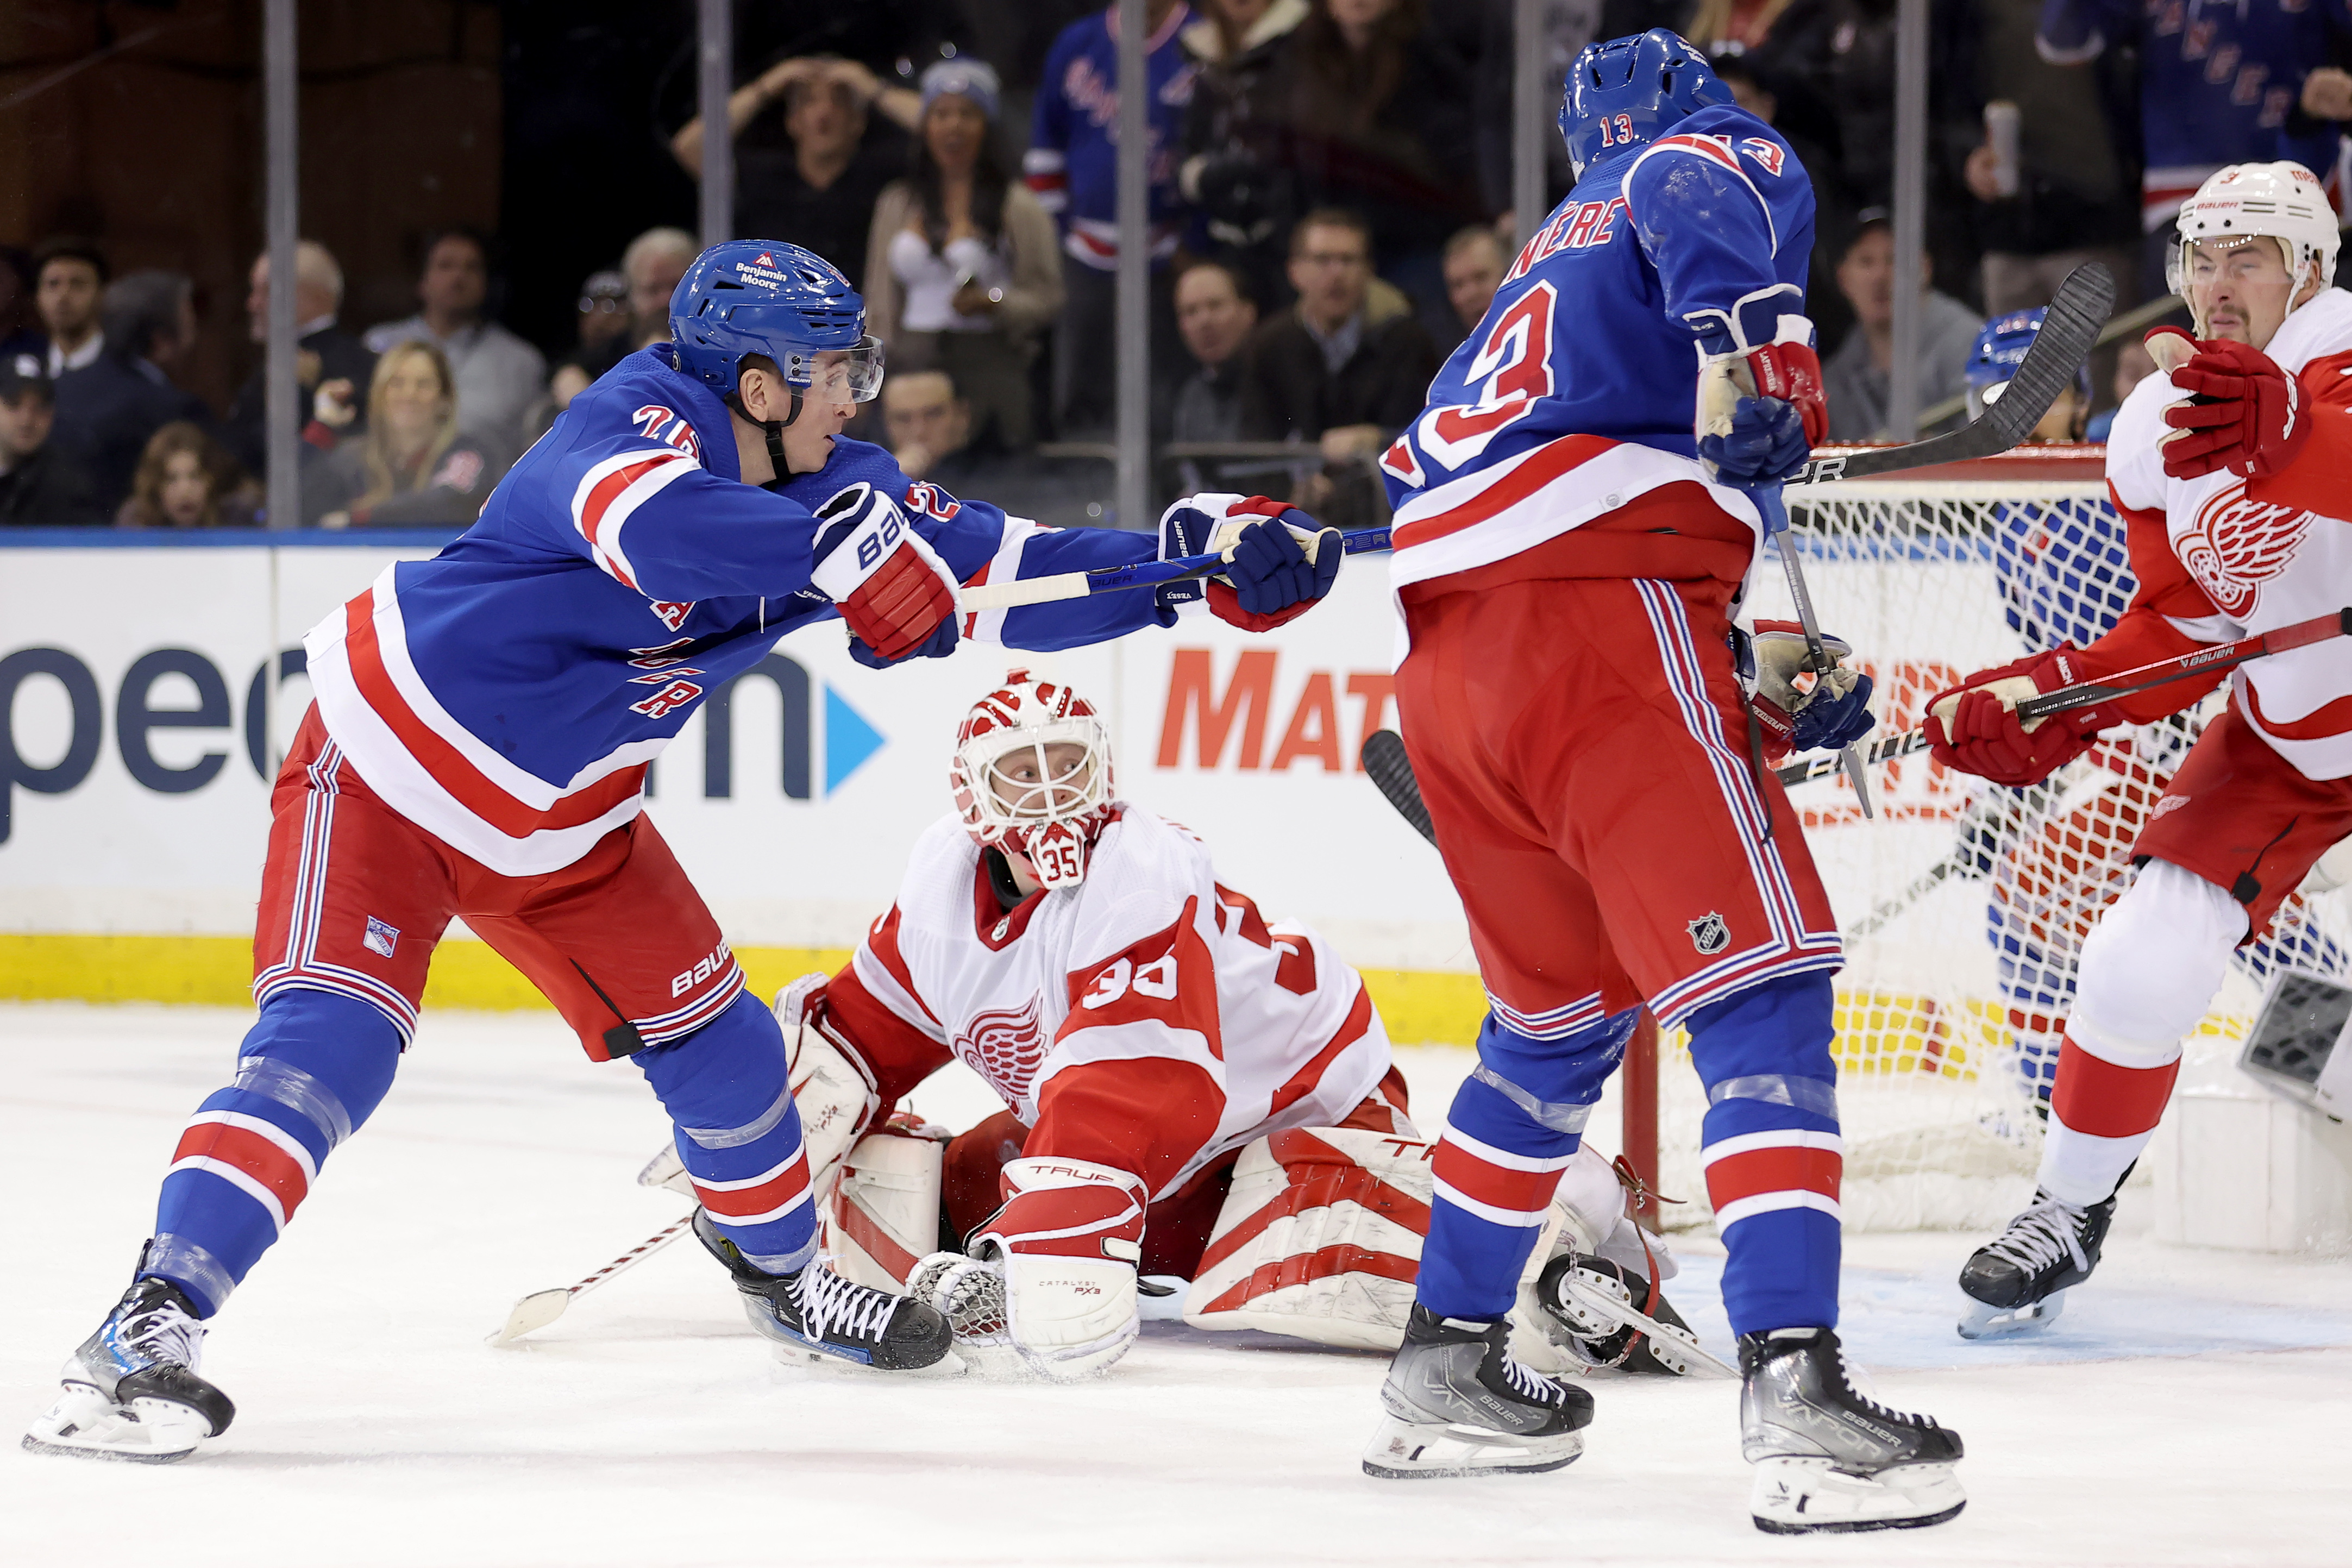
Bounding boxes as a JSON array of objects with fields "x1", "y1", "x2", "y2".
[{"x1": 0, "y1": 531, "x2": 1482, "y2": 1021}]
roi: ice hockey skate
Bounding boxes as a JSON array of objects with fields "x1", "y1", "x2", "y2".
[
  {"x1": 1362, "y1": 1306, "x2": 1595, "y2": 1478},
  {"x1": 1957, "y1": 1184, "x2": 2120, "y2": 1339},
  {"x1": 693, "y1": 1211, "x2": 954, "y2": 1371},
  {"x1": 1741, "y1": 1327, "x2": 1964, "y2": 1533},
  {"x1": 23, "y1": 1273, "x2": 234, "y2": 1464},
  {"x1": 1533, "y1": 1251, "x2": 1728, "y2": 1376}
]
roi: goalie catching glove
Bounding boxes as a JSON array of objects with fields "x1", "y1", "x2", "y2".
[
  {"x1": 1159, "y1": 494, "x2": 1342, "y2": 631},
  {"x1": 811, "y1": 481, "x2": 962, "y2": 666},
  {"x1": 1923, "y1": 646, "x2": 2121, "y2": 786},
  {"x1": 1740, "y1": 620, "x2": 1874, "y2": 761}
]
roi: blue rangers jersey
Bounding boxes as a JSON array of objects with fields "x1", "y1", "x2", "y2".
[
  {"x1": 1379, "y1": 104, "x2": 1814, "y2": 590},
  {"x1": 303, "y1": 348, "x2": 1166, "y2": 877}
]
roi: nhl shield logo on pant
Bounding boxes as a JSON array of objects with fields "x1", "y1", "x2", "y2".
[{"x1": 1688, "y1": 912, "x2": 1729, "y2": 955}]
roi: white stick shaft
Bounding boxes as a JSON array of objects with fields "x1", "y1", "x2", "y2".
[{"x1": 959, "y1": 572, "x2": 1094, "y2": 611}]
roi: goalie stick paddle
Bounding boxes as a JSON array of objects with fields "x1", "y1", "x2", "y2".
[
  {"x1": 1786, "y1": 261, "x2": 2116, "y2": 486},
  {"x1": 1360, "y1": 729, "x2": 1437, "y2": 846},
  {"x1": 1776, "y1": 606, "x2": 2352, "y2": 787},
  {"x1": 487, "y1": 1212, "x2": 695, "y2": 1347},
  {"x1": 958, "y1": 525, "x2": 1389, "y2": 612}
]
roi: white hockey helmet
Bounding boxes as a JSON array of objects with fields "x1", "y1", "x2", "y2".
[
  {"x1": 2168, "y1": 161, "x2": 2340, "y2": 323},
  {"x1": 949, "y1": 669, "x2": 1115, "y2": 891}
]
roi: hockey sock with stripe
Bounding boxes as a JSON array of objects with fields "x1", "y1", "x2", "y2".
[
  {"x1": 2040, "y1": 1027, "x2": 2180, "y2": 1206},
  {"x1": 639, "y1": 991, "x2": 819, "y2": 1275},
  {"x1": 149, "y1": 987, "x2": 403, "y2": 1316},
  {"x1": 1415, "y1": 1009, "x2": 1627, "y2": 1321},
  {"x1": 1687, "y1": 973, "x2": 1841, "y2": 1335}
]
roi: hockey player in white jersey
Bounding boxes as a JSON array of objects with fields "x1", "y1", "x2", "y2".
[
  {"x1": 758, "y1": 666, "x2": 1704, "y2": 1381},
  {"x1": 1929, "y1": 161, "x2": 2352, "y2": 1336}
]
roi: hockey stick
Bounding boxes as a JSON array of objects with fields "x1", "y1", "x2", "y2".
[
  {"x1": 1750, "y1": 485, "x2": 1876, "y2": 817},
  {"x1": 487, "y1": 1212, "x2": 697, "y2": 1347},
  {"x1": 1777, "y1": 606, "x2": 2352, "y2": 787},
  {"x1": 1360, "y1": 729, "x2": 1437, "y2": 846},
  {"x1": 958, "y1": 526, "x2": 1389, "y2": 612},
  {"x1": 1785, "y1": 261, "x2": 2116, "y2": 486}
]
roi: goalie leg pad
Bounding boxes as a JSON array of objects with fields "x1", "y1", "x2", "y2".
[
  {"x1": 971, "y1": 1157, "x2": 1145, "y2": 1381},
  {"x1": 829, "y1": 1125, "x2": 946, "y2": 1291},
  {"x1": 776, "y1": 974, "x2": 882, "y2": 1209}
]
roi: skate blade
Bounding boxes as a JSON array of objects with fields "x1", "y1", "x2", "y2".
[
  {"x1": 1749, "y1": 1457, "x2": 1965, "y2": 1534},
  {"x1": 21, "y1": 1385, "x2": 209, "y2": 1464},
  {"x1": 1360, "y1": 1413, "x2": 1584, "y2": 1480},
  {"x1": 1957, "y1": 1289, "x2": 2066, "y2": 1340}
]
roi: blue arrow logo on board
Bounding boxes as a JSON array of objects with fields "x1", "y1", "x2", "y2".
[{"x1": 824, "y1": 683, "x2": 886, "y2": 795}]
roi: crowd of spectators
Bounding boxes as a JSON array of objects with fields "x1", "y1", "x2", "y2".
[{"x1": 10, "y1": 0, "x2": 2352, "y2": 531}]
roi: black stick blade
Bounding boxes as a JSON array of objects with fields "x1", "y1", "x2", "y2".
[{"x1": 1360, "y1": 730, "x2": 1437, "y2": 847}]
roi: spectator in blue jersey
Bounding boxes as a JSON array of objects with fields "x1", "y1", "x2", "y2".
[
  {"x1": 1822, "y1": 210, "x2": 1983, "y2": 440},
  {"x1": 1026, "y1": 2, "x2": 1200, "y2": 437},
  {"x1": 301, "y1": 340, "x2": 509, "y2": 529},
  {"x1": 365, "y1": 229, "x2": 547, "y2": 455},
  {"x1": 865, "y1": 61, "x2": 1063, "y2": 454},
  {"x1": 0, "y1": 359, "x2": 103, "y2": 526},
  {"x1": 2037, "y1": 0, "x2": 2352, "y2": 301},
  {"x1": 52, "y1": 269, "x2": 214, "y2": 513}
]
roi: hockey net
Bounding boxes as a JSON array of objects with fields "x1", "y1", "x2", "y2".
[{"x1": 1649, "y1": 448, "x2": 2352, "y2": 1233}]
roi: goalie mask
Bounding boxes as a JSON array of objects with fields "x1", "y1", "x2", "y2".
[
  {"x1": 950, "y1": 670, "x2": 1115, "y2": 890},
  {"x1": 2168, "y1": 162, "x2": 2340, "y2": 335}
]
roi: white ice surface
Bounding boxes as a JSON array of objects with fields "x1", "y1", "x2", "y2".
[{"x1": 4, "y1": 1003, "x2": 2350, "y2": 1567}]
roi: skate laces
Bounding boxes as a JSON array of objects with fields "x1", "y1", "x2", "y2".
[
  {"x1": 115, "y1": 1290, "x2": 203, "y2": 1371},
  {"x1": 1985, "y1": 1191, "x2": 2091, "y2": 1277},
  {"x1": 789, "y1": 1263, "x2": 898, "y2": 1345},
  {"x1": 1494, "y1": 1346, "x2": 1564, "y2": 1407}
]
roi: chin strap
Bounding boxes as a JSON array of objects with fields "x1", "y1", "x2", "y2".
[{"x1": 729, "y1": 386, "x2": 808, "y2": 479}]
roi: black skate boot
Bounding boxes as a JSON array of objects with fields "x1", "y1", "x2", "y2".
[
  {"x1": 1534, "y1": 1252, "x2": 1724, "y2": 1376},
  {"x1": 1956, "y1": 1183, "x2": 2121, "y2": 1339},
  {"x1": 693, "y1": 1210, "x2": 953, "y2": 1371},
  {"x1": 1740, "y1": 1326, "x2": 1965, "y2": 1533},
  {"x1": 23, "y1": 1273, "x2": 235, "y2": 1464},
  {"x1": 1362, "y1": 1304, "x2": 1596, "y2": 1478}
]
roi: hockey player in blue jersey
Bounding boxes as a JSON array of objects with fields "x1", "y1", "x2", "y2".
[
  {"x1": 1357, "y1": 33, "x2": 1961, "y2": 1532},
  {"x1": 22, "y1": 239, "x2": 1342, "y2": 1463}
]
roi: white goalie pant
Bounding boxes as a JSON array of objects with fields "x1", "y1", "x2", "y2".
[{"x1": 1183, "y1": 1126, "x2": 1663, "y2": 1369}]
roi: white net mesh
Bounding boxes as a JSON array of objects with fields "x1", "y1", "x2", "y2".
[{"x1": 1653, "y1": 470, "x2": 2352, "y2": 1233}]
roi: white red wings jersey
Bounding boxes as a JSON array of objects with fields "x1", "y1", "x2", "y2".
[
  {"x1": 850, "y1": 807, "x2": 1391, "y2": 1201},
  {"x1": 2106, "y1": 288, "x2": 2352, "y2": 779}
]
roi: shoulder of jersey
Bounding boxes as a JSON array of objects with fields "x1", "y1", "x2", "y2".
[
  {"x1": 1073, "y1": 807, "x2": 1209, "y2": 907},
  {"x1": 2102, "y1": 367, "x2": 2182, "y2": 508},
  {"x1": 894, "y1": 814, "x2": 986, "y2": 933},
  {"x1": 1628, "y1": 105, "x2": 1799, "y2": 186}
]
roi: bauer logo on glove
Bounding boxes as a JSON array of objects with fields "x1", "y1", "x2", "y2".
[{"x1": 1741, "y1": 619, "x2": 1876, "y2": 762}]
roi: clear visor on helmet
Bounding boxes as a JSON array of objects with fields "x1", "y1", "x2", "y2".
[
  {"x1": 2168, "y1": 233, "x2": 2295, "y2": 298},
  {"x1": 780, "y1": 335, "x2": 886, "y2": 403},
  {"x1": 961, "y1": 717, "x2": 1109, "y2": 836}
]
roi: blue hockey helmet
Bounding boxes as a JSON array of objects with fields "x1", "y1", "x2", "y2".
[
  {"x1": 1966, "y1": 308, "x2": 2093, "y2": 423},
  {"x1": 1559, "y1": 30, "x2": 1736, "y2": 181},
  {"x1": 668, "y1": 240, "x2": 885, "y2": 417}
]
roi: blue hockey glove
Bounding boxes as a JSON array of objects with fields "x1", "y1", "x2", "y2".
[
  {"x1": 1698, "y1": 394, "x2": 1813, "y2": 488},
  {"x1": 1157, "y1": 494, "x2": 1341, "y2": 630},
  {"x1": 1747, "y1": 619, "x2": 1874, "y2": 761}
]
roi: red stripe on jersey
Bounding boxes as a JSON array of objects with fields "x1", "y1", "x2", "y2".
[
  {"x1": 2052, "y1": 1036, "x2": 2181, "y2": 1138},
  {"x1": 1429, "y1": 1137, "x2": 1566, "y2": 1216},
  {"x1": 578, "y1": 454, "x2": 688, "y2": 587},
  {"x1": 696, "y1": 1150, "x2": 813, "y2": 1221},
  {"x1": 1266, "y1": 983, "x2": 1373, "y2": 1118},
  {"x1": 1195, "y1": 1242, "x2": 1420, "y2": 1316},
  {"x1": 1392, "y1": 434, "x2": 1616, "y2": 549},
  {"x1": 864, "y1": 905, "x2": 940, "y2": 1024},
  {"x1": 1703, "y1": 1144, "x2": 1842, "y2": 1212},
  {"x1": 1649, "y1": 133, "x2": 1742, "y2": 173},
  {"x1": 343, "y1": 591, "x2": 647, "y2": 838},
  {"x1": 833, "y1": 1188, "x2": 922, "y2": 1285},
  {"x1": 1195, "y1": 1129, "x2": 1433, "y2": 1276},
  {"x1": 172, "y1": 1121, "x2": 310, "y2": 1220}
]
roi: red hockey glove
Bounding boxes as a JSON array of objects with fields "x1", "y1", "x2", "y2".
[
  {"x1": 1743, "y1": 341, "x2": 1829, "y2": 448},
  {"x1": 811, "y1": 482, "x2": 961, "y2": 663},
  {"x1": 2158, "y1": 336, "x2": 2310, "y2": 481},
  {"x1": 1922, "y1": 647, "x2": 2119, "y2": 786}
]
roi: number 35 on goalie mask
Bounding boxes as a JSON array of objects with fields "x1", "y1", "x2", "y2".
[{"x1": 950, "y1": 670, "x2": 1116, "y2": 891}]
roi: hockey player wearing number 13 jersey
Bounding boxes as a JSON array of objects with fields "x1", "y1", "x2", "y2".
[
  {"x1": 22, "y1": 240, "x2": 1342, "y2": 1464},
  {"x1": 1359, "y1": 32, "x2": 1960, "y2": 1533}
]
